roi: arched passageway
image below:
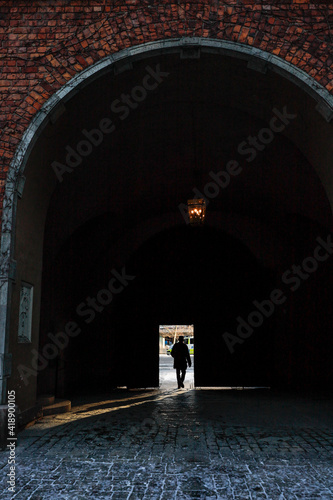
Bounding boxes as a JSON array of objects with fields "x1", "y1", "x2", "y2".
[
  {"x1": 39, "y1": 223, "x2": 275, "y2": 395},
  {"x1": 2, "y1": 42, "x2": 333, "y2": 413}
]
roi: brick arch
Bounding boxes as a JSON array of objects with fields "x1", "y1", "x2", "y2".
[
  {"x1": 2, "y1": 37, "x2": 333, "y2": 267},
  {"x1": 0, "y1": 30, "x2": 332, "y2": 403},
  {"x1": 0, "y1": 1, "x2": 332, "y2": 227},
  {"x1": 0, "y1": 1, "x2": 333, "y2": 173}
]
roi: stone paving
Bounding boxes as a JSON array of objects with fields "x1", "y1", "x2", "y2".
[{"x1": 0, "y1": 387, "x2": 333, "y2": 499}]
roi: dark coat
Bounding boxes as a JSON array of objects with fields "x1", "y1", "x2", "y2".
[{"x1": 171, "y1": 342, "x2": 191, "y2": 370}]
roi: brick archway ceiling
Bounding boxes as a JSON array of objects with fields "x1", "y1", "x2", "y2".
[
  {"x1": 36, "y1": 50, "x2": 332, "y2": 263},
  {"x1": 0, "y1": 0, "x2": 332, "y2": 184}
]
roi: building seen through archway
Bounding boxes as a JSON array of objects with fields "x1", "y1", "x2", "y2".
[{"x1": 159, "y1": 325, "x2": 194, "y2": 389}]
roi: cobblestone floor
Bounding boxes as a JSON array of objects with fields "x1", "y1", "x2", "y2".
[{"x1": 1, "y1": 388, "x2": 333, "y2": 499}]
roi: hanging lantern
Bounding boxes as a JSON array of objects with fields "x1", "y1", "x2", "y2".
[{"x1": 187, "y1": 199, "x2": 206, "y2": 226}]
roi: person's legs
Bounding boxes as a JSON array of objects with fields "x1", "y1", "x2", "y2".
[
  {"x1": 181, "y1": 369, "x2": 186, "y2": 387},
  {"x1": 176, "y1": 368, "x2": 181, "y2": 388}
]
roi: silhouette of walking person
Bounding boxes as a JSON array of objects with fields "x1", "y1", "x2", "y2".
[{"x1": 171, "y1": 336, "x2": 191, "y2": 389}]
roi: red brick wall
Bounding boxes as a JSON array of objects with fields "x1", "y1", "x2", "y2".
[{"x1": 0, "y1": 0, "x2": 332, "y2": 222}]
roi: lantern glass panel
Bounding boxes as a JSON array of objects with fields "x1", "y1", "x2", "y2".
[{"x1": 187, "y1": 199, "x2": 206, "y2": 225}]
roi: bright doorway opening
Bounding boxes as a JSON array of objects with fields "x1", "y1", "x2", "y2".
[{"x1": 159, "y1": 325, "x2": 194, "y2": 389}]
